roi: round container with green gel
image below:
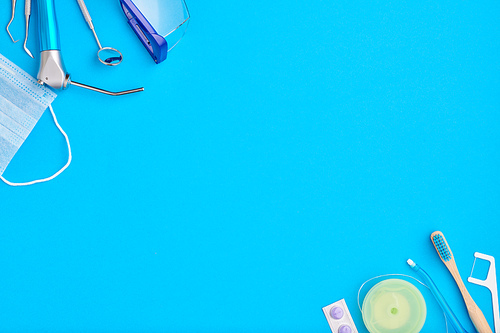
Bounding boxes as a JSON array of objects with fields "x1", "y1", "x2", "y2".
[{"x1": 362, "y1": 279, "x2": 426, "y2": 333}]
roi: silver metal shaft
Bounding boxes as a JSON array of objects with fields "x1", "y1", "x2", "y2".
[
  {"x1": 7, "y1": 0, "x2": 18, "y2": 43},
  {"x1": 91, "y1": 28, "x2": 102, "y2": 50},
  {"x1": 24, "y1": 0, "x2": 33, "y2": 58},
  {"x1": 76, "y1": 0, "x2": 102, "y2": 49},
  {"x1": 70, "y1": 80, "x2": 144, "y2": 96}
]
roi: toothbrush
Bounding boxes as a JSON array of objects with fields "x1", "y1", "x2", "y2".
[
  {"x1": 431, "y1": 231, "x2": 493, "y2": 333},
  {"x1": 407, "y1": 259, "x2": 469, "y2": 333}
]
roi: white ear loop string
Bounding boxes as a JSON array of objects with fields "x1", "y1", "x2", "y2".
[
  {"x1": 357, "y1": 273, "x2": 449, "y2": 333},
  {"x1": 0, "y1": 105, "x2": 72, "y2": 186}
]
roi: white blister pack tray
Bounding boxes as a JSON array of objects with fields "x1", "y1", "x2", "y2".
[{"x1": 322, "y1": 298, "x2": 359, "y2": 333}]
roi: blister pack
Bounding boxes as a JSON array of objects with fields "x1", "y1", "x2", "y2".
[{"x1": 322, "y1": 299, "x2": 358, "y2": 333}]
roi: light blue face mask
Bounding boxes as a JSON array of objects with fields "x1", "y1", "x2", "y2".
[{"x1": 0, "y1": 53, "x2": 71, "y2": 186}]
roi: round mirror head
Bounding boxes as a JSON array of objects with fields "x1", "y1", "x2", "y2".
[{"x1": 97, "y1": 47, "x2": 123, "y2": 66}]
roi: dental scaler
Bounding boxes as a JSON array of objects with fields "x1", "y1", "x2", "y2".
[{"x1": 37, "y1": 0, "x2": 143, "y2": 95}]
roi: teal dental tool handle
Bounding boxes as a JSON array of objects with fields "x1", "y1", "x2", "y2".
[
  {"x1": 36, "y1": 0, "x2": 67, "y2": 89},
  {"x1": 410, "y1": 261, "x2": 469, "y2": 333},
  {"x1": 37, "y1": 0, "x2": 61, "y2": 51}
]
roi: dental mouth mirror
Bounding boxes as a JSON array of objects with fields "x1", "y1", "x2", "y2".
[
  {"x1": 6, "y1": 0, "x2": 18, "y2": 43},
  {"x1": 76, "y1": 0, "x2": 123, "y2": 66},
  {"x1": 37, "y1": 0, "x2": 143, "y2": 95}
]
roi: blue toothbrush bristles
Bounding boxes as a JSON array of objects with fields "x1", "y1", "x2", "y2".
[{"x1": 433, "y1": 234, "x2": 452, "y2": 262}]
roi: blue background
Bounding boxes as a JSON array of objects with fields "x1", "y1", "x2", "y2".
[{"x1": 1, "y1": 0, "x2": 499, "y2": 332}]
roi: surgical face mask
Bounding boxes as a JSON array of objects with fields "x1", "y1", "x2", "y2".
[{"x1": 0, "y1": 53, "x2": 71, "y2": 186}]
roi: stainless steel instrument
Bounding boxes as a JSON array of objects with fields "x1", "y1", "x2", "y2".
[
  {"x1": 6, "y1": 0, "x2": 18, "y2": 43},
  {"x1": 76, "y1": 0, "x2": 123, "y2": 66},
  {"x1": 37, "y1": 0, "x2": 143, "y2": 96},
  {"x1": 23, "y1": 0, "x2": 34, "y2": 58}
]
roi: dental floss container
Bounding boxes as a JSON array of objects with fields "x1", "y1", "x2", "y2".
[{"x1": 361, "y1": 279, "x2": 426, "y2": 333}]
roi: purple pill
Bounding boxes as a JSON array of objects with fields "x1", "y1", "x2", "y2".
[
  {"x1": 338, "y1": 325, "x2": 352, "y2": 333},
  {"x1": 330, "y1": 306, "x2": 344, "y2": 319}
]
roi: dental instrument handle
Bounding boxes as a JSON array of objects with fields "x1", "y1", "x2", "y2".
[
  {"x1": 24, "y1": 0, "x2": 34, "y2": 58},
  {"x1": 407, "y1": 259, "x2": 469, "y2": 333},
  {"x1": 76, "y1": 0, "x2": 93, "y2": 27},
  {"x1": 37, "y1": 0, "x2": 61, "y2": 51},
  {"x1": 25, "y1": 0, "x2": 31, "y2": 16},
  {"x1": 70, "y1": 80, "x2": 144, "y2": 96},
  {"x1": 76, "y1": 0, "x2": 102, "y2": 49},
  {"x1": 37, "y1": 0, "x2": 68, "y2": 89}
]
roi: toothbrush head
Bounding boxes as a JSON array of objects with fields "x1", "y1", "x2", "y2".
[{"x1": 431, "y1": 231, "x2": 453, "y2": 263}]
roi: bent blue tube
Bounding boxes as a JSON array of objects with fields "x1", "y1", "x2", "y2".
[{"x1": 408, "y1": 260, "x2": 469, "y2": 333}]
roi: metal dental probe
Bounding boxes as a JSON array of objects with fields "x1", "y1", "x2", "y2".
[
  {"x1": 70, "y1": 80, "x2": 143, "y2": 96},
  {"x1": 23, "y1": 0, "x2": 34, "y2": 58},
  {"x1": 6, "y1": 0, "x2": 18, "y2": 43}
]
